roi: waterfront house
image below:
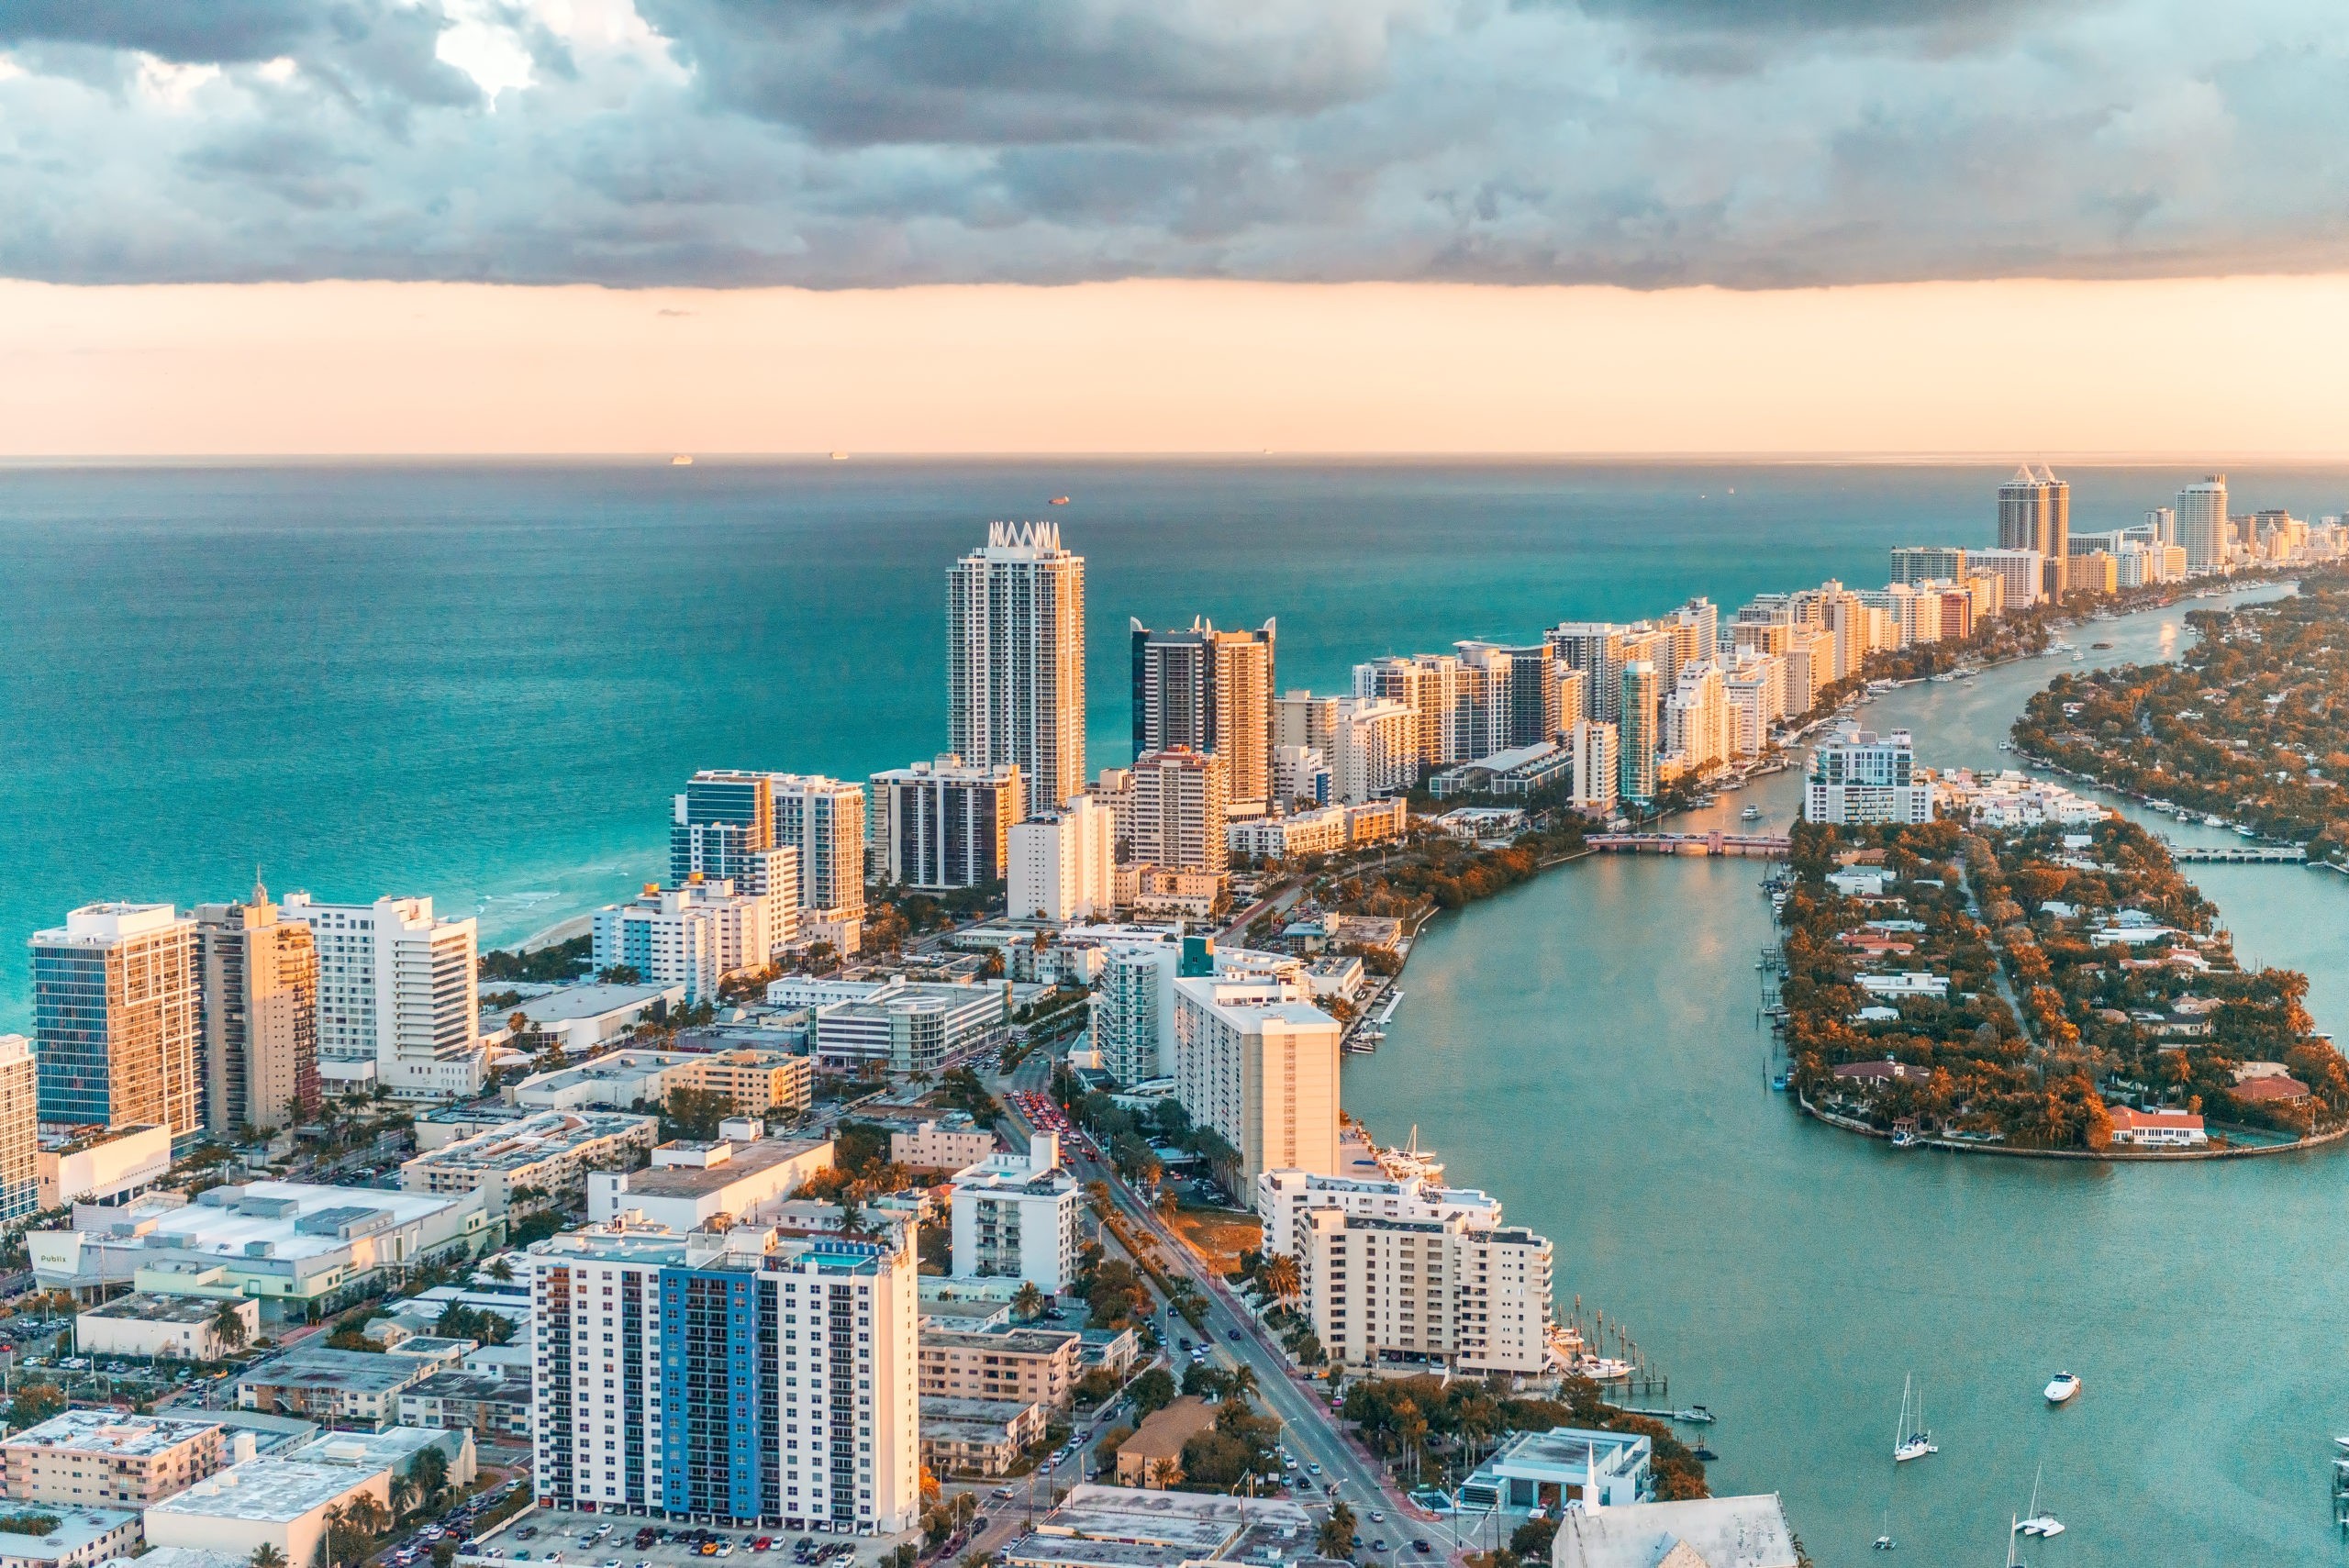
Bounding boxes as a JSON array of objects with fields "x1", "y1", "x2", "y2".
[
  {"x1": 2107, "y1": 1106, "x2": 2209, "y2": 1148},
  {"x1": 1855, "y1": 972, "x2": 1949, "y2": 997},
  {"x1": 1832, "y1": 1059, "x2": 1930, "y2": 1087},
  {"x1": 2230, "y1": 1073, "x2": 2311, "y2": 1106}
]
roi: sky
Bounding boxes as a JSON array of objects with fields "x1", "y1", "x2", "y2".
[{"x1": 3, "y1": 0, "x2": 2347, "y2": 453}]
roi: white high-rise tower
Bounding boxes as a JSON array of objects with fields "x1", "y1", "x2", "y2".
[
  {"x1": 2178, "y1": 475, "x2": 2230, "y2": 571},
  {"x1": 949, "y1": 521, "x2": 1086, "y2": 810}
]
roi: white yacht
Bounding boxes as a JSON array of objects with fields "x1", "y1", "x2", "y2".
[
  {"x1": 1893, "y1": 1374, "x2": 1936, "y2": 1462},
  {"x1": 2043, "y1": 1371, "x2": 2081, "y2": 1405},
  {"x1": 2016, "y1": 1463, "x2": 2064, "y2": 1537}
]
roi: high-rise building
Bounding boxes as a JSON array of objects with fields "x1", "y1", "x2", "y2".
[
  {"x1": 949, "y1": 1133, "x2": 1082, "y2": 1292},
  {"x1": 1453, "y1": 642, "x2": 1559, "y2": 754},
  {"x1": 1127, "y1": 747, "x2": 1230, "y2": 876},
  {"x1": 0, "y1": 1037, "x2": 38, "y2": 1223},
  {"x1": 2178, "y1": 475, "x2": 2230, "y2": 571},
  {"x1": 1274, "y1": 691, "x2": 1339, "y2": 757},
  {"x1": 949, "y1": 521, "x2": 1085, "y2": 810},
  {"x1": 1998, "y1": 464, "x2": 2070, "y2": 596},
  {"x1": 1547, "y1": 623, "x2": 1627, "y2": 725},
  {"x1": 1327, "y1": 698, "x2": 1416, "y2": 805},
  {"x1": 1272, "y1": 745, "x2": 1331, "y2": 808},
  {"x1": 277, "y1": 895, "x2": 485, "y2": 1100},
  {"x1": 528, "y1": 1211, "x2": 919, "y2": 1532},
  {"x1": 1618, "y1": 662, "x2": 1660, "y2": 804},
  {"x1": 1007, "y1": 795, "x2": 1116, "y2": 922},
  {"x1": 1130, "y1": 618, "x2": 1275, "y2": 811},
  {"x1": 1173, "y1": 975, "x2": 1341, "y2": 1185},
  {"x1": 1566, "y1": 720, "x2": 1619, "y2": 816},
  {"x1": 1555, "y1": 668, "x2": 1586, "y2": 734},
  {"x1": 1663, "y1": 662, "x2": 1730, "y2": 775},
  {"x1": 870, "y1": 756, "x2": 1025, "y2": 890},
  {"x1": 593, "y1": 880, "x2": 773, "y2": 1004},
  {"x1": 769, "y1": 774, "x2": 866, "y2": 948},
  {"x1": 1804, "y1": 728, "x2": 1935, "y2": 824},
  {"x1": 1722, "y1": 655, "x2": 1784, "y2": 757},
  {"x1": 28, "y1": 903, "x2": 201, "y2": 1144},
  {"x1": 1973, "y1": 548, "x2": 2045, "y2": 609},
  {"x1": 1890, "y1": 546, "x2": 1968, "y2": 585},
  {"x1": 1667, "y1": 597, "x2": 1720, "y2": 662},
  {"x1": 1353, "y1": 654, "x2": 1465, "y2": 768},
  {"x1": 671, "y1": 770, "x2": 775, "y2": 886},
  {"x1": 2145, "y1": 506, "x2": 2177, "y2": 547},
  {"x1": 195, "y1": 881, "x2": 320, "y2": 1134}
]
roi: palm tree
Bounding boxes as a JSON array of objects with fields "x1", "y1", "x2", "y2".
[
  {"x1": 250, "y1": 1544, "x2": 288, "y2": 1568},
  {"x1": 1316, "y1": 1501, "x2": 1357, "y2": 1559},
  {"x1": 390, "y1": 1473, "x2": 420, "y2": 1520},
  {"x1": 410, "y1": 1444, "x2": 450, "y2": 1506},
  {"x1": 211, "y1": 1301, "x2": 250, "y2": 1354},
  {"x1": 485, "y1": 1259, "x2": 514, "y2": 1284},
  {"x1": 1260, "y1": 1254, "x2": 1300, "y2": 1306},
  {"x1": 1011, "y1": 1283, "x2": 1046, "y2": 1322},
  {"x1": 1223, "y1": 1363, "x2": 1259, "y2": 1404}
]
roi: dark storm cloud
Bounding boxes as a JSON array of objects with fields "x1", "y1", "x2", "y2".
[{"x1": 1, "y1": 0, "x2": 2346, "y2": 290}]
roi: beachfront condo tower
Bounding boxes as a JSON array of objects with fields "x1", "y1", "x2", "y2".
[{"x1": 949, "y1": 521, "x2": 1086, "y2": 811}]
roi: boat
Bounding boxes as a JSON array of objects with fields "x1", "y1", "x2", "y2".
[
  {"x1": 1892, "y1": 1374, "x2": 1936, "y2": 1462},
  {"x1": 2017, "y1": 1464, "x2": 2064, "y2": 1537},
  {"x1": 1890, "y1": 1129, "x2": 1918, "y2": 1149},
  {"x1": 1742, "y1": 806, "x2": 1764, "y2": 821},
  {"x1": 2235, "y1": 824, "x2": 2258, "y2": 838},
  {"x1": 670, "y1": 454, "x2": 694, "y2": 465},
  {"x1": 829, "y1": 450, "x2": 850, "y2": 461},
  {"x1": 1771, "y1": 1073, "x2": 1789, "y2": 1092},
  {"x1": 1873, "y1": 1502, "x2": 1897, "y2": 1551},
  {"x1": 1675, "y1": 1406, "x2": 1717, "y2": 1424},
  {"x1": 2043, "y1": 1371, "x2": 2080, "y2": 1404},
  {"x1": 1049, "y1": 495, "x2": 1071, "y2": 505},
  {"x1": 2205, "y1": 814, "x2": 2225, "y2": 827}
]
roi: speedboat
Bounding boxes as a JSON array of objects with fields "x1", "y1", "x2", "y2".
[
  {"x1": 2043, "y1": 1372, "x2": 2081, "y2": 1405},
  {"x1": 1742, "y1": 806, "x2": 1764, "y2": 821},
  {"x1": 2204, "y1": 815, "x2": 2225, "y2": 827}
]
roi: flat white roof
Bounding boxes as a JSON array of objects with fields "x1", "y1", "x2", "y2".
[
  {"x1": 150, "y1": 1460, "x2": 379, "y2": 1524},
  {"x1": 74, "y1": 1184, "x2": 466, "y2": 1264},
  {"x1": 3, "y1": 1410, "x2": 220, "y2": 1457},
  {"x1": 0, "y1": 1508, "x2": 138, "y2": 1560}
]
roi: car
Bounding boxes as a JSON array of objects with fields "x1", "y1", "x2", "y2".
[
  {"x1": 718, "y1": 1546, "x2": 735, "y2": 1558},
  {"x1": 1226, "y1": 1330, "x2": 1241, "y2": 1341},
  {"x1": 545, "y1": 1554, "x2": 562, "y2": 1563},
  {"x1": 699, "y1": 1547, "x2": 718, "y2": 1558},
  {"x1": 516, "y1": 1529, "x2": 540, "y2": 1541},
  {"x1": 604, "y1": 1558, "x2": 623, "y2": 1566},
  {"x1": 596, "y1": 1527, "x2": 616, "y2": 1540},
  {"x1": 992, "y1": 1488, "x2": 1015, "y2": 1500},
  {"x1": 1412, "y1": 1546, "x2": 1431, "y2": 1556},
  {"x1": 1371, "y1": 1543, "x2": 1387, "y2": 1554},
  {"x1": 1369, "y1": 1515, "x2": 1385, "y2": 1525},
  {"x1": 1308, "y1": 1464, "x2": 1323, "y2": 1475},
  {"x1": 511, "y1": 1554, "x2": 529, "y2": 1562}
]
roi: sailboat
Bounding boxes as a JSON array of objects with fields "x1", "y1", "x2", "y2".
[
  {"x1": 1893, "y1": 1374, "x2": 1936, "y2": 1462},
  {"x1": 1872, "y1": 1501, "x2": 1897, "y2": 1551},
  {"x1": 2016, "y1": 1463, "x2": 2064, "y2": 1538}
]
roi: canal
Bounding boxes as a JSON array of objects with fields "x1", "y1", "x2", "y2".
[{"x1": 1341, "y1": 584, "x2": 2349, "y2": 1563}]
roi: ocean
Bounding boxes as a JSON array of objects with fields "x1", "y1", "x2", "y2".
[{"x1": 1, "y1": 455, "x2": 2339, "y2": 1026}]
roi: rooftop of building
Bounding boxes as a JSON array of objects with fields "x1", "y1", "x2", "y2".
[
  {"x1": 1549, "y1": 1495, "x2": 1798, "y2": 1568},
  {"x1": 1031, "y1": 1486, "x2": 1313, "y2": 1557},
  {"x1": 40, "y1": 1124, "x2": 164, "y2": 1158},
  {"x1": 618, "y1": 1137, "x2": 831, "y2": 1198},
  {"x1": 112, "y1": 1548, "x2": 247, "y2": 1568},
  {"x1": 201, "y1": 1411, "x2": 320, "y2": 1455},
  {"x1": 150, "y1": 1460, "x2": 379, "y2": 1524},
  {"x1": 918, "y1": 1297, "x2": 1012, "y2": 1329},
  {"x1": 402, "y1": 1369, "x2": 530, "y2": 1403},
  {"x1": 924, "y1": 1327, "x2": 1082, "y2": 1356},
  {"x1": 238, "y1": 1349, "x2": 428, "y2": 1396},
  {"x1": 402, "y1": 1110, "x2": 656, "y2": 1174},
  {"x1": 919, "y1": 1396, "x2": 1039, "y2": 1428},
  {"x1": 508, "y1": 1051, "x2": 697, "y2": 1095},
  {"x1": 0, "y1": 1508, "x2": 138, "y2": 1561},
  {"x1": 1, "y1": 1410, "x2": 222, "y2": 1456},
  {"x1": 66, "y1": 1183, "x2": 469, "y2": 1264},
  {"x1": 290, "y1": 1427, "x2": 464, "y2": 1473},
  {"x1": 517, "y1": 984, "x2": 683, "y2": 1023},
  {"x1": 414, "y1": 1102, "x2": 536, "y2": 1129},
  {"x1": 79, "y1": 1293, "x2": 235, "y2": 1327},
  {"x1": 1115, "y1": 1397, "x2": 1218, "y2": 1463},
  {"x1": 385, "y1": 1336, "x2": 473, "y2": 1359}
]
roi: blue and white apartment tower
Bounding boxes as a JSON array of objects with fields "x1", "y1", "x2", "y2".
[{"x1": 529, "y1": 1211, "x2": 918, "y2": 1534}]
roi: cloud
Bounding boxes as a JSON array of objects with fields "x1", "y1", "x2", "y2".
[{"x1": 0, "y1": 0, "x2": 2346, "y2": 289}]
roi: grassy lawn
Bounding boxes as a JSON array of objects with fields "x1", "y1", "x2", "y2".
[{"x1": 1164, "y1": 1206, "x2": 1263, "y2": 1274}]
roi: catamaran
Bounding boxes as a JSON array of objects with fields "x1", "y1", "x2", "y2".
[
  {"x1": 2016, "y1": 1463, "x2": 2064, "y2": 1538},
  {"x1": 1893, "y1": 1374, "x2": 1937, "y2": 1462}
]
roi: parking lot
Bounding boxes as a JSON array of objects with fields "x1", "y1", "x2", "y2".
[{"x1": 470, "y1": 1507, "x2": 915, "y2": 1568}]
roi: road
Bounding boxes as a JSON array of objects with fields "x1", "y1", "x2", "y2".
[{"x1": 996, "y1": 1054, "x2": 1483, "y2": 1567}]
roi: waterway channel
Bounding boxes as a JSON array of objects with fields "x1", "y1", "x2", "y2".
[{"x1": 1341, "y1": 584, "x2": 2349, "y2": 1564}]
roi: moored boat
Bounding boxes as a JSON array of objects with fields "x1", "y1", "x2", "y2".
[{"x1": 2043, "y1": 1371, "x2": 2081, "y2": 1405}]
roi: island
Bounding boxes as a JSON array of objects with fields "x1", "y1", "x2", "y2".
[
  {"x1": 1779, "y1": 812, "x2": 2349, "y2": 1154},
  {"x1": 2012, "y1": 570, "x2": 2349, "y2": 863}
]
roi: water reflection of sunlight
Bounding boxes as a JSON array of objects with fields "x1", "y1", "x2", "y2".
[{"x1": 2159, "y1": 621, "x2": 2178, "y2": 654}]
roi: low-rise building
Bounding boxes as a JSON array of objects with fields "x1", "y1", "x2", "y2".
[
  {"x1": 506, "y1": 1051, "x2": 697, "y2": 1113},
  {"x1": 1, "y1": 1412, "x2": 228, "y2": 1507},
  {"x1": 1428, "y1": 742, "x2": 1574, "y2": 799},
  {"x1": 1113, "y1": 1398, "x2": 1218, "y2": 1489},
  {"x1": 73, "y1": 1296, "x2": 258, "y2": 1364},
  {"x1": 395, "y1": 1369, "x2": 531, "y2": 1441},
  {"x1": 1551, "y1": 1495, "x2": 1799, "y2": 1568},
  {"x1": 0, "y1": 1509, "x2": 140, "y2": 1568},
  {"x1": 235, "y1": 1351, "x2": 435, "y2": 1430},
  {"x1": 38, "y1": 1126, "x2": 172, "y2": 1213},
  {"x1": 1002, "y1": 1487, "x2": 1319, "y2": 1568},
  {"x1": 886, "y1": 1117, "x2": 1000, "y2": 1173},
  {"x1": 806, "y1": 978, "x2": 1010, "y2": 1074},
  {"x1": 1454, "y1": 1427, "x2": 1651, "y2": 1512},
  {"x1": 143, "y1": 1456, "x2": 390, "y2": 1568},
  {"x1": 918, "y1": 1328, "x2": 1084, "y2": 1411},
  {"x1": 2107, "y1": 1106, "x2": 2209, "y2": 1148},
  {"x1": 502, "y1": 984, "x2": 687, "y2": 1057},
  {"x1": 1300, "y1": 956, "x2": 1365, "y2": 1004},
  {"x1": 398, "y1": 1110, "x2": 659, "y2": 1211},
  {"x1": 409, "y1": 1102, "x2": 539, "y2": 1151},
  {"x1": 1854, "y1": 973, "x2": 1948, "y2": 998},
  {"x1": 585, "y1": 1132, "x2": 833, "y2": 1229},
  {"x1": 28, "y1": 1184, "x2": 497, "y2": 1321},
  {"x1": 673, "y1": 1049, "x2": 814, "y2": 1118},
  {"x1": 918, "y1": 1397, "x2": 1045, "y2": 1479},
  {"x1": 950, "y1": 1134, "x2": 1082, "y2": 1293}
]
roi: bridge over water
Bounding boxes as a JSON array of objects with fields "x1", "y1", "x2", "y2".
[{"x1": 1588, "y1": 830, "x2": 1792, "y2": 859}]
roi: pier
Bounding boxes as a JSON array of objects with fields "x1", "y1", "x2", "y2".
[{"x1": 1589, "y1": 831, "x2": 1791, "y2": 858}]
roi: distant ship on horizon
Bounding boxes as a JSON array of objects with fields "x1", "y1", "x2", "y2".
[{"x1": 670, "y1": 453, "x2": 693, "y2": 465}]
